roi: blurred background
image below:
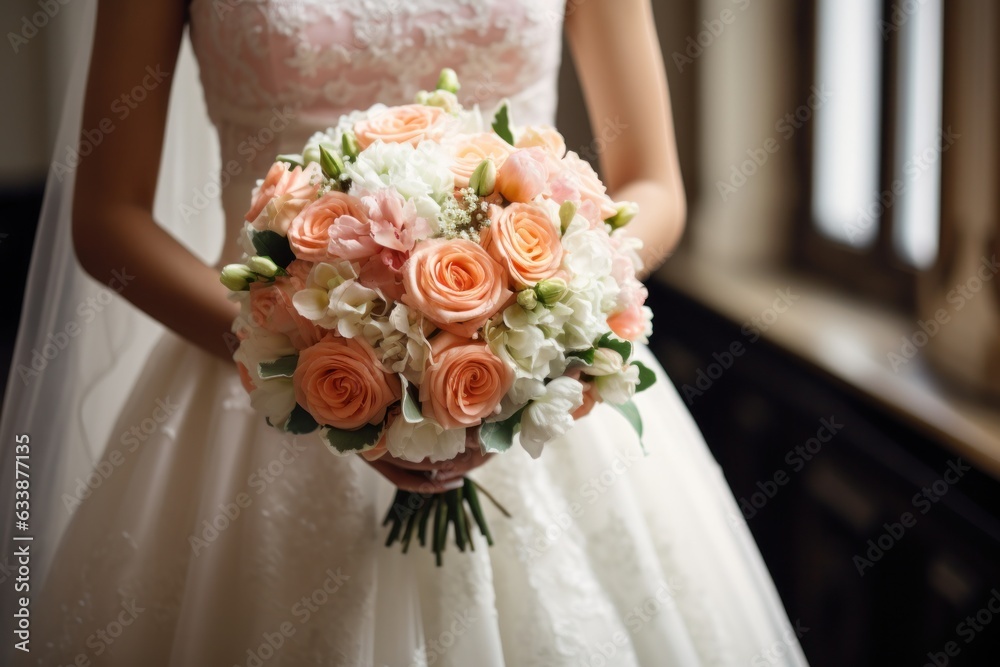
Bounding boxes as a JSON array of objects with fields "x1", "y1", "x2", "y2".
[{"x1": 2, "y1": 0, "x2": 999, "y2": 664}]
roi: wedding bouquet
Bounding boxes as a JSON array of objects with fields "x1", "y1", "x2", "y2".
[{"x1": 221, "y1": 69, "x2": 656, "y2": 563}]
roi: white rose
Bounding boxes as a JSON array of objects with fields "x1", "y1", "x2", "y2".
[{"x1": 518, "y1": 377, "x2": 585, "y2": 458}]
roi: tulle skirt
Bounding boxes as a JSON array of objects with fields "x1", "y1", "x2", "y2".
[{"x1": 23, "y1": 332, "x2": 807, "y2": 666}]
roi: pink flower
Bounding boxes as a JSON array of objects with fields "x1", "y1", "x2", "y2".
[
  {"x1": 246, "y1": 161, "x2": 322, "y2": 224},
  {"x1": 353, "y1": 190, "x2": 432, "y2": 301},
  {"x1": 365, "y1": 189, "x2": 432, "y2": 253},
  {"x1": 608, "y1": 282, "x2": 651, "y2": 342},
  {"x1": 359, "y1": 252, "x2": 408, "y2": 302},
  {"x1": 496, "y1": 148, "x2": 550, "y2": 203},
  {"x1": 549, "y1": 151, "x2": 618, "y2": 222},
  {"x1": 248, "y1": 277, "x2": 324, "y2": 349}
]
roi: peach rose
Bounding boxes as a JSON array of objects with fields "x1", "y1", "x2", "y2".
[
  {"x1": 246, "y1": 161, "x2": 322, "y2": 223},
  {"x1": 354, "y1": 104, "x2": 447, "y2": 149},
  {"x1": 516, "y1": 125, "x2": 566, "y2": 159},
  {"x1": 497, "y1": 148, "x2": 550, "y2": 203},
  {"x1": 482, "y1": 202, "x2": 563, "y2": 287},
  {"x1": 401, "y1": 239, "x2": 511, "y2": 337},
  {"x1": 449, "y1": 133, "x2": 515, "y2": 188},
  {"x1": 420, "y1": 332, "x2": 514, "y2": 430},
  {"x1": 293, "y1": 335, "x2": 401, "y2": 430},
  {"x1": 288, "y1": 191, "x2": 374, "y2": 262}
]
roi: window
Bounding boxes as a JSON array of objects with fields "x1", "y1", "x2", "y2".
[{"x1": 798, "y1": 0, "x2": 947, "y2": 304}]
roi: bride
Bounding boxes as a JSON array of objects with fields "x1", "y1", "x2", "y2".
[{"x1": 4, "y1": 0, "x2": 808, "y2": 665}]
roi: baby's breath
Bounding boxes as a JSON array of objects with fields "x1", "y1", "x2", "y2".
[{"x1": 438, "y1": 187, "x2": 491, "y2": 243}]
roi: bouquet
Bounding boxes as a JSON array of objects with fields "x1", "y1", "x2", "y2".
[{"x1": 221, "y1": 69, "x2": 656, "y2": 564}]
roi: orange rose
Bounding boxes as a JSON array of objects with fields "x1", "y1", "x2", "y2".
[
  {"x1": 293, "y1": 335, "x2": 401, "y2": 430},
  {"x1": 288, "y1": 191, "x2": 371, "y2": 262},
  {"x1": 354, "y1": 104, "x2": 447, "y2": 149},
  {"x1": 245, "y1": 161, "x2": 321, "y2": 223},
  {"x1": 401, "y1": 239, "x2": 511, "y2": 337},
  {"x1": 482, "y1": 202, "x2": 563, "y2": 288},
  {"x1": 449, "y1": 133, "x2": 515, "y2": 188},
  {"x1": 420, "y1": 332, "x2": 514, "y2": 430}
]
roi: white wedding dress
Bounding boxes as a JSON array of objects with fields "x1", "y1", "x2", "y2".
[{"x1": 15, "y1": 1, "x2": 808, "y2": 665}]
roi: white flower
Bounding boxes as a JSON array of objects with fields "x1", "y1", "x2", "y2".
[
  {"x1": 549, "y1": 285, "x2": 610, "y2": 352},
  {"x1": 344, "y1": 141, "x2": 453, "y2": 225},
  {"x1": 588, "y1": 347, "x2": 625, "y2": 376},
  {"x1": 561, "y1": 213, "x2": 615, "y2": 280},
  {"x1": 361, "y1": 304, "x2": 433, "y2": 379},
  {"x1": 484, "y1": 305, "x2": 565, "y2": 382},
  {"x1": 292, "y1": 261, "x2": 386, "y2": 337},
  {"x1": 385, "y1": 416, "x2": 466, "y2": 463},
  {"x1": 233, "y1": 328, "x2": 298, "y2": 427},
  {"x1": 518, "y1": 377, "x2": 585, "y2": 458},
  {"x1": 594, "y1": 363, "x2": 640, "y2": 405}
]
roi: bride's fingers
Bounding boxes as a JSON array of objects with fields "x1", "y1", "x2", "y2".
[{"x1": 365, "y1": 458, "x2": 463, "y2": 493}]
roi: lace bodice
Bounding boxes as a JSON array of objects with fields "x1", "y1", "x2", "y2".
[{"x1": 188, "y1": 0, "x2": 566, "y2": 264}]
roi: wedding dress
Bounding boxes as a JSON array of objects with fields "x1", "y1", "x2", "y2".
[{"x1": 9, "y1": 1, "x2": 808, "y2": 665}]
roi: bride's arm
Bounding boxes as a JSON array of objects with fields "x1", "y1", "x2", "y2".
[
  {"x1": 71, "y1": 0, "x2": 239, "y2": 362},
  {"x1": 565, "y1": 0, "x2": 687, "y2": 277}
]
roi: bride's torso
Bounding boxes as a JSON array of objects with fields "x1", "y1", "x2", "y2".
[{"x1": 187, "y1": 0, "x2": 566, "y2": 264}]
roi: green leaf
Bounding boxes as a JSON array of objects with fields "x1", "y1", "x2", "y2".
[
  {"x1": 251, "y1": 230, "x2": 296, "y2": 268},
  {"x1": 597, "y1": 332, "x2": 633, "y2": 362},
  {"x1": 491, "y1": 102, "x2": 514, "y2": 145},
  {"x1": 284, "y1": 404, "x2": 319, "y2": 434},
  {"x1": 632, "y1": 361, "x2": 657, "y2": 393},
  {"x1": 258, "y1": 354, "x2": 298, "y2": 379},
  {"x1": 399, "y1": 375, "x2": 424, "y2": 423},
  {"x1": 610, "y1": 399, "x2": 646, "y2": 454},
  {"x1": 323, "y1": 420, "x2": 387, "y2": 454},
  {"x1": 478, "y1": 406, "x2": 526, "y2": 454},
  {"x1": 567, "y1": 347, "x2": 596, "y2": 365}
]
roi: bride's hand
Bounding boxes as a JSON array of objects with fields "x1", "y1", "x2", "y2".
[{"x1": 360, "y1": 427, "x2": 493, "y2": 493}]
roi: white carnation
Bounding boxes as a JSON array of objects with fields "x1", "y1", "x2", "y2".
[
  {"x1": 518, "y1": 377, "x2": 585, "y2": 458},
  {"x1": 385, "y1": 416, "x2": 466, "y2": 463},
  {"x1": 484, "y1": 305, "x2": 565, "y2": 382},
  {"x1": 344, "y1": 141, "x2": 453, "y2": 225}
]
